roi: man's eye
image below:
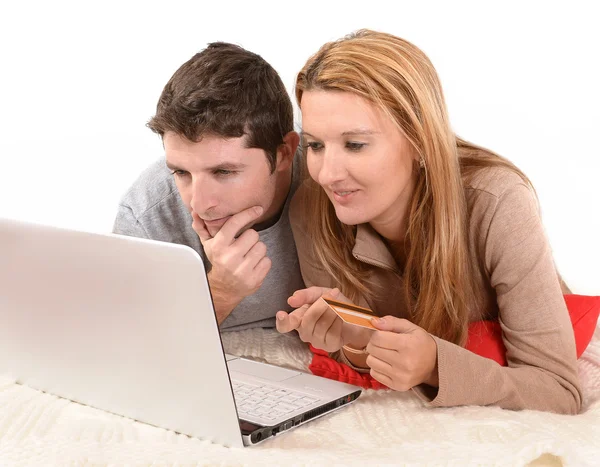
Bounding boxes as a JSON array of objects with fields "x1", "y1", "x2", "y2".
[
  {"x1": 345, "y1": 141, "x2": 366, "y2": 151},
  {"x1": 304, "y1": 141, "x2": 324, "y2": 152},
  {"x1": 213, "y1": 169, "x2": 235, "y2": 176},
  {"x1": 171, "y1": 170, "x2": 189, "y2": 177}
]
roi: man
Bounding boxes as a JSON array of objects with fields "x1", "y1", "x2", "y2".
[{"x1": 113, "y1": 42, "x2": 304, "y2": 331}]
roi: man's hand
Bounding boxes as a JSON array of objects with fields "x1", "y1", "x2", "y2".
[{"x1": 192, "y1": 206, "x2": 271, "y2": 323}]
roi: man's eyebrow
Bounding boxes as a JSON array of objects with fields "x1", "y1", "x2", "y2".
[
  {"x1": 165, "y1": 161, "x2": 182, "y2": 171},
  {"x1": 204, "y1": 162, "x2": 247, "y2": 172}
]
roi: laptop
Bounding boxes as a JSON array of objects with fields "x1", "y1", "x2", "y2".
[{"x1": 0, "y1": 217, "x2": 361, "y2": 447}]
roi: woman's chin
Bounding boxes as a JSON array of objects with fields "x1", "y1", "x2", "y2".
[{"x1": 334, "y1": 208, "x2": 369, "y2": 226}]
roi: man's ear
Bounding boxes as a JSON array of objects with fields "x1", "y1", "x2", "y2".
[{"x1": 276, "y1": 131, "x2": 300, "y2": 171}]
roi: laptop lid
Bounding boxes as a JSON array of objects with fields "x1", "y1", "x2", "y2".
[{"x1": 0, "y1": 218, "x2": 245, "y2": 447}]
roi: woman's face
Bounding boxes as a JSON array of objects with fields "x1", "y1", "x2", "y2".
[{"x1": 300, "y1": 90, "x2": 418, "y2": 238}]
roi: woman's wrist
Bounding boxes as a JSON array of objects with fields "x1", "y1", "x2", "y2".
[
  {"x1": 341, "y1": 326, "x2": 374, "y2": 369},
  {"x1": 341, "y1": 343, "x2": 370, "y2": 369},
  {"x1": 423, "y1": 363, "x2": 439, "y2": 387},
  {"x1": 423, "y1": 334, "x2": 439, "y2": 387},
  {"x1": 344, "y1": 329, "x2": 372, "y2": 350}
]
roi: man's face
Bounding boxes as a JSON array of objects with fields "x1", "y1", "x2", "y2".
[{"x1": 164, "y1": 132, "x2": 278, "y2": 238}]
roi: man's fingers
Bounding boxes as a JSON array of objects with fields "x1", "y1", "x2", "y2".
[
  {"x1": 191, "y1": 211, "x2": 211, "y2": 243},
  {"x1": 253, "y1": 257, "x2": 272, "y2": 284},
  {"x1": 244, "y1": 241, "x2": 267, "y2": 266},
  {"x1": 234, "y1": 229, "x2": 261, "y2": 256},
  {"x1": 216, "y1": 206, "x2": 264, "y2": 244},
  {"x1": 288, "y1": 286, "x2": 339, "y2": 308}
]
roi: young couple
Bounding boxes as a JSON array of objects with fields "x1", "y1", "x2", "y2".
[{"x1": 114, "y1": 30, "x2": 581, "y2": 415}]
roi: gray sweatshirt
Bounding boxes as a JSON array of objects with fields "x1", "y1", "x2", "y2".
[{"x1": 112, "y1": 158, "x2": 305, "y2": 331}]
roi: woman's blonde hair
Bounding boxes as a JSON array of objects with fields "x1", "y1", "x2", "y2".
[{"x1": 295, "y1": 29, "x2": 533, "y2": 345}]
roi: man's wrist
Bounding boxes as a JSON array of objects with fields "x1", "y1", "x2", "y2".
[{"x1": 207, "y1": 273, "x2": 244, "y2": 324}]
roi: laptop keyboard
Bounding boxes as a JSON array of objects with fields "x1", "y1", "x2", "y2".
[{"x1": 232, "y1": 380, "x2": 321, "y2": 421}]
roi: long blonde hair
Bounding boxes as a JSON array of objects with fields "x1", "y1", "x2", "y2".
[{"x1": 295, "y1": 30, "x2": 533, "y2": 345}]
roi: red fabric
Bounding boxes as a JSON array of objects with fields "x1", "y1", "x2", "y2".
[
  {"x1": 309, "y1": 345, "x2": 389, "y2": 389},
  {"x1": 308, "y1": 294, "x2": 600, "y2": 389},
  {"x1": 565, "y1": 294, "x2": 600, "y2": 357}
]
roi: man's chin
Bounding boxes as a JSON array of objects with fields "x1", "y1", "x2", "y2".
[{"x1": 203, "y1": 212, "x2": 260, "y2": 238}]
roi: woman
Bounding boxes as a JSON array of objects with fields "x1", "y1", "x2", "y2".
[{"x1": 276, "y1": 29, "x2": 581, "y2": 414}]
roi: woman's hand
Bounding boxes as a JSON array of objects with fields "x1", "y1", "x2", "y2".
[
  {"x1": 275, "y1": 286, "x2": 373, "y2": 353},
  {"x1": 366, "y1": 316, "x2": 439, "y2": 390}
]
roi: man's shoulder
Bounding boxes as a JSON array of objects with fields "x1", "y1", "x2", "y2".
[
  {"x1": 114, "y1": 158, "x2": 199, "y2": 248},
  {"x1": 119, "y1": 159, "x2": 181, "y2": 218}
]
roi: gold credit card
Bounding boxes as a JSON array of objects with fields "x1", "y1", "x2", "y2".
[{"x1": 322, "y1": 297, "x2": 377, "y2": 330}]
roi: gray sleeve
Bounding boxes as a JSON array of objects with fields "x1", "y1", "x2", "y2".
[{"x1": 112, "y1": 204, "x2": 149, "y2": 239}]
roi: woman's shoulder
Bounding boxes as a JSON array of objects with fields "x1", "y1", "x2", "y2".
[
  {"x1": 465, "y1": 166, "x2": 532, "y2": 200},
  {"x1": 464, "y1": 165, "x2": 539, "y2": 241}
]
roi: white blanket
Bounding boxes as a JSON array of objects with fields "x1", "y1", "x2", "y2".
[{"x1": 1, "y1": 325, "x2": 599, "y2": 467}]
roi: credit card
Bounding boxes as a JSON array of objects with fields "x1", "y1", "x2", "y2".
[{"x1": 322, "y1": 297, "x2": 377, "y2": 330}]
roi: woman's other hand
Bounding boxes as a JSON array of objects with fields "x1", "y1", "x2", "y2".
[{"x1": 367, "y1": 316, "x2": 439, "y2": 390}]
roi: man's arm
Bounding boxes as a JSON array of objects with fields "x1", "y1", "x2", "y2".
[
  {"x1": 208, "y1": 274, "x2": 246, "y2": 324},
  {"x1": 114, "y1": 203, "x2": 267, "y2": 324},
  {"x1": 192, "y1": 206, "x2": 272, "y2": 324}
]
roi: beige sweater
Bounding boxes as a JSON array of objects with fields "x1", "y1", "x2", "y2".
[{"x1": 289, "y1": 167, "x2": 582, "y2": 414}]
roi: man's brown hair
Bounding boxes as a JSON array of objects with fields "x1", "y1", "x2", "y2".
[{"x1": 147, "y1": 42, "x2": 293, "y2": 172}]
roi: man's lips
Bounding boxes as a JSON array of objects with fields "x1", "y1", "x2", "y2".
[{"x1": 202, "y1": 216, "x2": 232, "y2": 226}]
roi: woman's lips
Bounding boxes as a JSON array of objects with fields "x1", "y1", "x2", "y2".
[{"x1": 331, "y1": 189, "x2": 359, "y2": 204}]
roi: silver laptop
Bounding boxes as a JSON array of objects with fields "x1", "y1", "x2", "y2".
[{"x1": 0, "y1": 218, "x2": 361, "y2": 447}]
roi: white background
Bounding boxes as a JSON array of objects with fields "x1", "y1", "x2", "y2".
[{"x1": 0, "y1": 0, "x2": 598, "y2": 294}]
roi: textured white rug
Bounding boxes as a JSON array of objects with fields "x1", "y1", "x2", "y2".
[{"x1": 1, "y1": 325, "x2": 599, "y2": 466}]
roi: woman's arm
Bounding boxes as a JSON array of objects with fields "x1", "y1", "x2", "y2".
[{"x1": 413, "y1": 180, "x2": 582, "y2": 414}]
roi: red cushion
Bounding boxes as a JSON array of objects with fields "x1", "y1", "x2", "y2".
[
  {"x1": 309, "y1": 345, "x2": 388, "y2": 389},
  {"x1": 308, "y1": 294, "x2": 600, "y2": 389},
  {"x1": 467, "y1": 294, "x2": 600, "y2": 365}
]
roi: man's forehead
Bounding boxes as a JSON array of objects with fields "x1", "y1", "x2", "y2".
[
  {"x1": 164, "y1": 131, "x2": 247, "y2": 149},
  {"x1": 164, "y1": 133, "x2": 265, "y2": 169}
]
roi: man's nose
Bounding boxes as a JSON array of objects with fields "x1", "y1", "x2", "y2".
[{"x1": 189, "y1": 179, "x2": 217, "y2": 215}]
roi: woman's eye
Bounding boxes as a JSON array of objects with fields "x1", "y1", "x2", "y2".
[
  {"x1": 346, "y1": 141, "x2": 366, "y2": 151},
  {"x1": 305, "y1": 141, "x2": 324, "y2": 152}
]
